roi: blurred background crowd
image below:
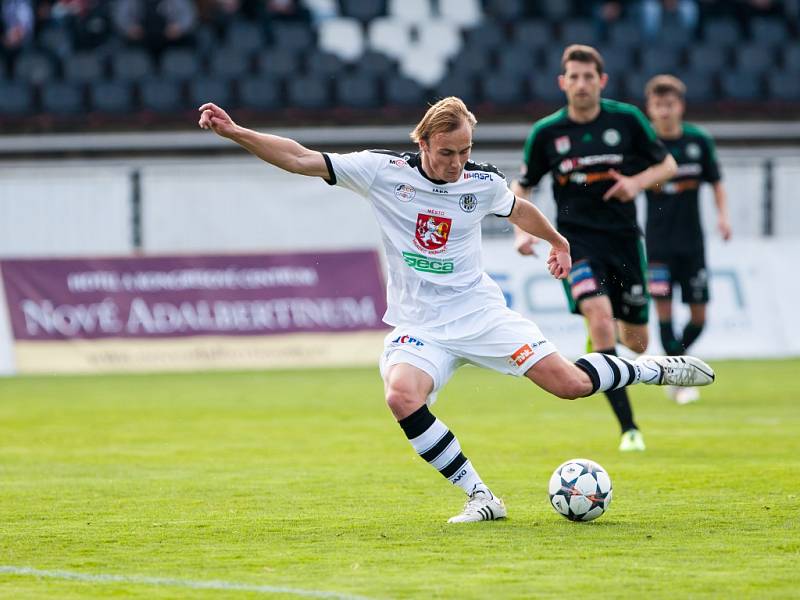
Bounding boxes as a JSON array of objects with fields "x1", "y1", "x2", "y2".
[{"x1": 1, "y1": 0, "x2": 798, "y2": 130}]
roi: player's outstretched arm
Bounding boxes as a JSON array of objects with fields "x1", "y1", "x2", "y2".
[
  {"x1": 197, "y1": 103, "x2": 328, "y2": 178},
  {"x1": 508, "y1": 196, "x2": 571, "y2": 279}
]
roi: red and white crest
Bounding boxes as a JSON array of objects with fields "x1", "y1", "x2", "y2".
[
  {"x1": 415, "y1": 213, "x2": 451, "y2": 251},
  {"x1": 555, "y1": 135, "x2": 571, "y2": 155}
]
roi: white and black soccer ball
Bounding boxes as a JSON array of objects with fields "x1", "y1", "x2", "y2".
[{"x1": 548, "y1": 458, "x2": 612, "y2": 522}]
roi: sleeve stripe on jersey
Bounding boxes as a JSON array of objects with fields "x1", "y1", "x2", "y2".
[
  {"x1": 494, "y1": 196, "x2": 515, "y2": 218},
  {"x1": 322, "y1": 152, "x2": 336, "y2": 186}
]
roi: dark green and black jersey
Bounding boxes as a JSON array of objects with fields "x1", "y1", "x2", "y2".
[
  {"x1": 519, "y1": 98, "x2": 668, "y2": 236},
  {"x1": 645, "y1": 123, "x2": 721, "y2": 256}
]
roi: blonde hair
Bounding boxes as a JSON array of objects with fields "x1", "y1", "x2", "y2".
[
  {"x1": 410, "y1": 96, "x2": 477, "y2": 144},
  {"x1": 561, "y1": 44, "x2": 605, "y2": 75},
  {"x1": 645, "y1": 74, "x2": 686, "y2": 99}
]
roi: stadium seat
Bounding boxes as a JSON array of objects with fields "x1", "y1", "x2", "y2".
[
  {"x1": 256, "y1": 48, "x2": 300, "y2": 78},
  {"x1": 433, "y1": 74, "x2": 479, "y2": 105},
  {"x1": 541, "y1": 48, "x2": 564, "y2": 77},
  {"x1": 37, "y1": 25, "x2": 73, "y2": 58},
  {"x1": 686, "y1": 45, "x2": 728, "y2": 73},
  {"x1": 305, "y1": 50, "x2": 347, "y2": 77},
  {"x1": 340, "y1": 0, "x2": 385, "y2": 23},
  {"x1": 41, "y1": 81, "x2": 84, "y2": 114},
  {"x1": 783, "y1": 44, "x2": 800, "y2": 71},
  {"x1": 749, "y1": 17, "x2": 788, "y2": 48},
  {"x1": 140, "y1": 78, "x2": 184, "y2": 112},
  {"x1": 239, "y1": 76, "x2": 283, "y2": 110},
  {"x1": 622, "y1": 71, "x2": 650, "y2": 101},
  {"x1": 367, "y1": 17, "x2": 412, "y2": 60},
  {"x1": 0, "y1": 81, "x2": 34, "y2": 115},
  {"x1": 498, "y1": 47, "x2": 535, "y2": 77},
  {"x1": 318, "y1": 17, "x2": 364, "y2": 62},
  {"x1": 335, "y1": 74, "x2": 381, "y2": 108},
  {"x1": 528, "y1": 72, "x2": 564, "y2": 102},
  {"x1": 400, "y1": 46, "x2": 447, "y2": 87},
  {"x1": 720, "y1": 72, "x2": 763, "y2": 101},
  {"x1": 601, "y1": 71, "x2": 623, "y2": 99},
  {"x1": 439, "y1": 0, "x2": 482, "y2": 28},
  {"x1": 63, "y1": 52, "x2": 106, "y2": 83},
  {"x1": 160, "y1": 48, "x2": 200, "y2": 81},
  {"x1": 735, "y1": 44, "x2": 774, "y2": 74},
  {"x1": 287, "y1": 76, "x2": 331, "y2": 109},
  {"x1": 385, "y1": 75, "x2": 426, "y2": 106},
  {"x1": 608, "y1": 21, "x2": 643, "y2": 48},
  {"x1": 766, "y1": 71, "x2": 800, "y2": 101},
  {"x1": 111, "y1": 48, "x2": 154, "y2": 82},
  {"x1": 484, "y1": 0, "x2": 524, "y2": 20},
  {"x1": 560, "y1": 20, "x2": 599, "y2": 46},
  {"x1": 387, "y1": 0, "x2": 431, "y2": 24},
  {"x1": 14, "y1": 51, "x2": 56, "y2": 85},
  {"x1": 354, "y1": 50, "x2": 397, "y2": 76},
  {"x1": 189, "y1": 76, "x2": 234, "y2": 107},
  {"x1": 680, "y1": 71, "x2": 716, "y2": 102},
  {"x1": 512, "y1": 20, "x2": 553, "y2": 50},
  {"x1": 209, "y1": 47, "x2": 252, "y2": 79},
  {"x1": 223, "y1": 18, "x2": 265, "y2": 53},
  {"x1": 652, "y1": 22, "x2": 694, "y2": 48},
  {"x1": 639, "y1": 46, "x2": 682, "y2": 75},
  {"x1": 417, "y1": 20, "x2": 462, "y2": 59},
  {"x1": 194, "y1": 23, "x2": 219, "y2": 54},
  {"x1": 90, "y1": 80, "x2": 134, "y2": 113},
  {"x1": 447, "y1": 45, "x2": 493, "y2": 77},
  {"x1": 593, "y1": 45, "x2": 635, "y2": 73},
  {"x1": 703, "y1": 18, "x2": 741, "y2": 46},
  {"x1": 270, "y1": 22, "x2": 315, "y2": 51},
  {"x1": 483, "y1": 73, "x2": 525, "y2": 105}
]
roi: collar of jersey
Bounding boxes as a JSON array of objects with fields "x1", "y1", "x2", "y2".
[{"x1": 407, "y1": 152, "x2": 449, "y2": 186}]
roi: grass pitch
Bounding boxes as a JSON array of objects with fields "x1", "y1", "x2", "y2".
[{"x1": 0, "y1": 360, "x2": 798, "y2": 599}]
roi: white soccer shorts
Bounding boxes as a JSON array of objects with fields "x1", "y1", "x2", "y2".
[{"x1": 379, "y1": 305, "x2": 558, "y2": 405}]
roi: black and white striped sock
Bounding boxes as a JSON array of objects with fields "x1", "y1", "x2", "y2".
[
  {"x1": 575, "y1": 352, "x2": 656, "y2": 394},
  {"x1": 398, "y1": 405, "x2": 487, "y2": 496}
]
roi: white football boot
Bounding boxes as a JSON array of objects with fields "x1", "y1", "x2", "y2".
[
  {"x1": 636, "y1": 356, "x2": 715, "y2": 387},
  {"x1": 447, "y1": 489, "x2": 507, "y2": 523}
]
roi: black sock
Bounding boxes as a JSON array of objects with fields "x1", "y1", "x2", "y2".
[
  {"x1": 659, "y1": 321, "x2": 682, "y2": 356},
  {"x1": 681, "y1": 322, "x2": 704, "y2": 352},
  {"x1": 597, "y1": 347, "x2": 638, "y2": 433}
]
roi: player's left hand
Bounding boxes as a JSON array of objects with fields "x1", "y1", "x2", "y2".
[
  {"x1": 718, "y1": 217, "x2": 732, "y2": 241},
  {"x1": 546, "y1": 240, "x2": 571, "y2": 280},
  {"x1": 603, "y1": 169, "x2": 641, "y2": 202}
]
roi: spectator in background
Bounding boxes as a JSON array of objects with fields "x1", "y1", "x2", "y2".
[
  {"x1": 254, "y1": 0, "x2": 310, "y2": 23},
  {"x1": 38, "y1": 1, "x2": 112, "y2": 50},
  {"x1": 2, "y1": 0, "x2": 34, "y2": 51},
  {"x1": 196, "y1": 0, "x2": 243, "y2": 35},
  {"x1": 112, "y1": 0, "x2": 197, "y2": 54},
  {"x1": 640, "y1": 0, "x2": 699, "y2": 39}
]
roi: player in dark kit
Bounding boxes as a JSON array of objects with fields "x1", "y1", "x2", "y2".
[
  {"x1": 644, "y1": 75, "x2": 731, "y2": 405},
  {"x1": 512, "y1": 45, "x2": 678, "y2": 452}
]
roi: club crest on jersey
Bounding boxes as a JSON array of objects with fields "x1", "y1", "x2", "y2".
[
  {"x1": 686, "y1": 143, "x2": 702, "y2": 159},
  {"x1": 394, "y1": 183, "x2": 416, "y2": 202},
  {"x1": 414, "y1": 213, "x2": 451, "y2": 253},
  {"x1": 602, "y1": 128, "x2": 621, "y2": 147},
  {"x1": 459, "y1": 193, "x2": 477, "y2": 213},
  {"x1": 555, "y1": 135, "x2": 571, "y2": 155}
]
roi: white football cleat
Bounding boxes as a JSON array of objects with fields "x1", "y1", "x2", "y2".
[
  {"x1": 675, "y1": 386, "x2": 701, "y2": 405},
  {"x1": 447, "y1": 489, "x2": 507, "y2": 523},
  {"x1": 636, "y1": 355, "x2": 715, "y2": 387}
]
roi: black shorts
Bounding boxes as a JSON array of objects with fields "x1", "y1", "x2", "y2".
[
  {"x1": 647, "y1": 250, "x2": 709, "y2": 304},
  {"x1": 560, "y1": 230, "x2": 650, "y2": 325}
]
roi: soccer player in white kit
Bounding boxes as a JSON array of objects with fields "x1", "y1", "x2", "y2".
[{"x1": 198, "y1": 97, "x2": 715, "y2": 523}]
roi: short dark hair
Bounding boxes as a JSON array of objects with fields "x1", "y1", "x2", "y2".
[
  {"x1": 560, "y1": 44, "x2": 604, "y2": 75},
  {"x1": 645, "y1": 74, "x2": 686, "y2": 100}
]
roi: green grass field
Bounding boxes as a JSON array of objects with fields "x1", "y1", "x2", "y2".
[{"x1": 0, "y1": 360, "x2": 798, "y2": 599}]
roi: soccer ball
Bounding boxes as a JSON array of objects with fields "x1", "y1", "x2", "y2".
[{"x1": 548, "y1": 458, "x2": 612, "y2": 522}]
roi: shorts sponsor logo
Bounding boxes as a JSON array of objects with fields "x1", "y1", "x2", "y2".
[
  {"x1": 391, "y1": 334, "x2": 424, "y2": 348},
  {"x1": 558, "y1": 154, "x2": 623, "y2": 174},
  {"x1": 572, "y1": 278, "x2": 598, "y2": 297},
  {"x1": 414, "y1": 213, "x2": 451, "y2": 252},
  {"x1": 555, "y1": 135, "x2": 571, "y2": 154},
  {"x1": 459, "y1": 193, "x2": 477, "y2": 213},
  {"x1": 649, "y1": 280, "x2": 671, "y2": 296},
  {"x1": 394, "y1": 183, "x2": 416, "y2": 202},
  {"x1": 402, "y1": 252, "x2": 454, "y2": 274},
  {"x1": 569, "y1": 261, "x2": 599, "y2": 297},
  {"x1": 463, "y1": 171, "x2": 493, "y2": 181},
  {"x1": 511, "y1": 343, "x2": 534, "y2": 367},
  {"x1": 603, "y1": 128, "x2": 621, "y2": 147}
]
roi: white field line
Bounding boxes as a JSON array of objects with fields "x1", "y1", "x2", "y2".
[{"x1": 0, "y1": 566, "x2": 377, "y2": 599}]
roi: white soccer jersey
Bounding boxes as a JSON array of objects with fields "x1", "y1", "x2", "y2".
[{"x1": 323, "y1": 150, "x2": 516, "y2": 327}]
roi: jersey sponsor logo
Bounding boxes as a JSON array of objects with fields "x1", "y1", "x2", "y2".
[
  {"x1": 686, "y1": 143, "x2": 702, "y2": 160},
  {"x1": 555, "y1": 135, "x2": 571, "y2": 154},
  {"x1": 675, "y1": 163, "x2": 703, "y2": 177},
  {"x1": 415, "y1": 213, "x2": 451, "y2": 253},
  {"x1": 432, "y1": 187, "x2": 449, "y2": 194},
  {"x1": 511, "y1": 343, "x2": 534, "y2": 367},
  {"x1": 402, "y1": 251, "x2": 454, "y2": 274},
  {"x1": 558, "y1": 154, "x2": 623, "y2": 174},
  {"x1": 602, "y1": 128, "x2": 621, "y2": 147},
  {"x1": 391, "y1": 334, "x2": 424, "y2": 348},
  {"x1": 459, "y1": 193, "x2": 477, "y2": 213},
  {"x1": 656, "y1": 179, "x2": 700, "y2": 195},
  {"x1": 394, "y1": 183, "x2": 416, "y2": 202},
  {"x1": 463, "y1": 171, "x2": 493, "y2": 181},
  {"x1": 389, "y1": 158, "x2": 407, "y2": 167}
]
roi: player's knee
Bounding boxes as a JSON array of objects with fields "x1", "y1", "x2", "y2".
[
  {"x1": 552, "y1": 374, "x2": 590, "y2": 400},
  {"x1": 385, "y1": 383, "x2": 425, "y2": 414}
]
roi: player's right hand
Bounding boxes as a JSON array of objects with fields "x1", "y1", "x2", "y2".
[
  {"x1": 198, "y1": 103, "x2": 236, "y2": 138},
  {"x1": 514, "y1": 232, "x2": 539, "y2": 256}
]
